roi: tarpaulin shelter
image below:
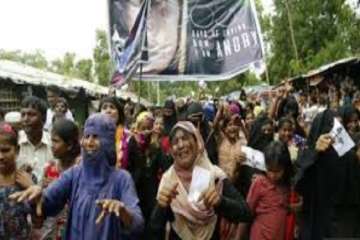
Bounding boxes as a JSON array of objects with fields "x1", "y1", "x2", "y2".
[
  {"x1": 275, "y1": 57, "x2": 360, "y2": 91},
  {"x1": 0, "y1": 60, "x2": 150, "y2": 124}
]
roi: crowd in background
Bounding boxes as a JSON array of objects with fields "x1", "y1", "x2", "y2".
[{"x1": 0, "y1": 79, "x2": 360, "y2": 240}]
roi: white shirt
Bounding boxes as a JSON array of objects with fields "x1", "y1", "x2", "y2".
[
  {"x1": 44, "y1": 108, "x2": 74, "y2": 131},
  {"x1": 17, "y1": 130, "x2": 54, "y2": 182}
]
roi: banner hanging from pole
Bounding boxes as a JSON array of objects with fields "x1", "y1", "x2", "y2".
[{"x1": 109, "y1": 0, "x2": 264, "y2": 82}]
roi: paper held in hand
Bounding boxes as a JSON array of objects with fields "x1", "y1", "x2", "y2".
[
  {"x1": 329, "y1": 118, "x2": 355, "y2": 157},
  {"x1": 241, "y1": 146, "x2": 267, "y2": 171},
  {"x1": 188, "y1": 166, "x2": 211, "y2": 203}
]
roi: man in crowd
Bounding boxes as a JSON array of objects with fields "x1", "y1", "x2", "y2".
[{"x1": 17, "y1": 96, "x2": 54, "y2": 183}]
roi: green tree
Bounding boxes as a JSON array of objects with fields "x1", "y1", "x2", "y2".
[
  {"x1": 266, "y1": 0, "x2": 360, "y2": 84},
  {"x1": 93, "y1": 29, "x2": 111, "y2": 86},
  {"x1": 0, "y1": 49, "x2": 48, "y2": 69},
  {"x1": 75, "y1": 59, "x2": 93, "y2": 81}
]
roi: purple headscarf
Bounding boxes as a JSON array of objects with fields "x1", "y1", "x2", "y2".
[{"x1": 81, "y1": 113, "x2": 116, "y2": 192}]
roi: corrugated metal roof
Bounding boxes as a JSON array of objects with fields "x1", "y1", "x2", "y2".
[{"x1": 0, "y1": 60, "x2": 151, "y2": 106}]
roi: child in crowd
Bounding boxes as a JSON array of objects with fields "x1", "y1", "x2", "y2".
[
  {"x1": 52, "y1": 98, "x2": 69, "y2": 124},
  {"x1": 0, "y1": 122, "x2": 34, "y2": 239},
  {"x1": 247, "y1": 141, "x2": 294, "y2": 240}
]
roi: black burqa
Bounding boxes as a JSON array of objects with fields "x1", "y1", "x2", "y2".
[
  {"x1": 248, "y1": 114, "x2": 274, "y2": 152},
  {"x1": 295, "y1": 109, "x2": 342, "y2": 240},
  {"x1": 163, "y1": 100, "x2": 177, "y2": 136},
  {"x1": 235, "y1": 114, "x2": 273, "y2": 197},
  {"x1": 331, "y1": 105, "x2": 360, "y2": 237},
  {"x1": 186, "y1": 102, "x2": 218, "y2": 164}
]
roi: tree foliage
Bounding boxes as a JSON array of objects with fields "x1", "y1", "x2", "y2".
[
  {"x1": 266, "y1": 0, "x2": 360, "y2": 84},
  {"x1": 93, "y1": 30, "x2": 111, "y2": 86}
]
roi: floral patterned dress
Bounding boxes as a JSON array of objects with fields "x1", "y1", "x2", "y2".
[{"x1": 0, "y1": 185, "x2": 31, "y2": 240}]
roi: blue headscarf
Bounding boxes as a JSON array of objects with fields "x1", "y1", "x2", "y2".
[{"x1": 81, "y1": 113, "x2": 116, "y2": 192}]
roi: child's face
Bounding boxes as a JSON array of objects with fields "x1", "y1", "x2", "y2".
[
  {"x1": 55, "y1": 102, "x2": 67, "y2": 115},
  {"x1": 0, "y1": 138, "x2": 17, "y2": 175},
  {"x1": 278, "y1": 122, "x2": 294, "y2": 143},
  {"x1": 101, "y1": 102, "x2": 119, "y2": 124},
  {"x1": 82, "y1": 134, "x2": 101, "y2": 154},
  {"x1": 51, "y1": 133, "x2": 70, "y2": 159},
  {"x1": 266, "y1": 165, "x2": 284, "y2": 184}
]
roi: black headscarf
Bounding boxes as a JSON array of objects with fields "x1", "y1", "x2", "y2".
[
  {"x1": 338, "y1": 105, "x2": 359, "y2": 137},
  {"x1": 295, "y1": 109, "x2": 343, "y2": 240},
  {"x1": 248, "y1": 114, "x2": 274, "y2": 152},
  {"x1": 163, "y1": 100, "x2": 177, "y2": 135},
  {"x1": 186, "y1": 102, "x2": 218, "y2": 164}
]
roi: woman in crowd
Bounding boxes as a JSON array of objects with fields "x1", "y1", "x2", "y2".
[
  {"x1": 246, "y1": 141, "x2": 294, "y2": 240},
  {"x1": 331, "y1": 105, "x2": 360, "y2": 237},
  {"x1": 187, "y1": 102, "x2": 218, "y2": 164},
  {"x1": 0, "y1": 122, "x2": 34, "y2": 239},
  {"x1": 128, "y1": 111, "x2": 172, "y2": 228},
  {"x1": 99, "y1": 97, "x2": 129, "y2": 169},
  {"x1": 295, "y1": 109, "x2": 340, "y2": 240},
  {"x1": 217, "y1": 113, "x2": 246, "y2": 181},
  {"x1": 150, "y1": 121, "x2": 251, "y2": 240},
  {"x1": 248, "y1": 114, "x2": 274, "y2": 152},
  {"x1": 10, "y1": 114, "x2": 144, "y2": 240}
]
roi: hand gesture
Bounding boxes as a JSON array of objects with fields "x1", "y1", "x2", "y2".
[
  {"x1": 235, "y1": 151, "x2": 247, "y2": 163},
  {"x1": 157, "y1": 182, "x2": 178, "y2": 208},
  {"x1": 95, "y1": 199, "x2": 132, "y2": 227},
  {"x1": 199, "y1": 184, "x2": 221, "y2": 209},
  {"x1": 315, "y1": 134, "x2": 333, "y2": 152},
  {"x1": 16, "y1": 170, "x2": 34, "y2": 189},
  {"x1": 9, "y1": 185, "x2": 42, "y2": 203}
]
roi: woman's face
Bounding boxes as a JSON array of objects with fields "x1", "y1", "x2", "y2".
[
  {"x1": 51, "y1": 133, "x2": 69, "y2": 159},
  {"x1": 101, "y1": 102, "x2": 119, "y2": 124},
  {"x1": 346, "y1": 114, "x2": 359, "y2": 136},
  {"x1": 262, "y1": 123, "x2": 274, "y2": 136},
  {"x1": 153, "y1": 118, "x2": 164, "y2": 134},
  {"x1": 82, "y1": 134, "x2": 101, "y2": 154},
  {"x1": 224, "y1": 122, "x2": 240, "y2": 141},
  {"x1": 278, "y1": 122, "x2": 294, "y2": 143},
  {"x1": 245, "y1": 113, "x2": 254, "y2": 129},
  {"x1": 0, "y1": 138, "x2": 17, "y2": 175},
  {"x1": 170, "y1": 129, "x2": 198, "y2": 170}
]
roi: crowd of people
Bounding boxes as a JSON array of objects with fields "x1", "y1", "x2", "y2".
[{"x1": 0, "y1": 79, "x2": 360, "y2": 240}]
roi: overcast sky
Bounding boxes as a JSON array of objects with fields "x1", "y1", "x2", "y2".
[{"x1": 0, "y1": 0, "x2": 108, "y2": 60}]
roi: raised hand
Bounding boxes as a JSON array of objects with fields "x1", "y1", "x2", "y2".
[
  {"x1": 157, "y1": 182, "x2": 179, "y2": 208},
  {"x1": 95, "y1": 199, "x2": 133, "y2": 227},
  {"x1": 315, "y1": 134, "x2": 333, "y2": 152}
]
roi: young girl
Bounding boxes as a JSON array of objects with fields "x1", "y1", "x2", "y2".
[
  {"x1": 47, "y1": 119, "x2": 81, "y2": 240},
  {"x1": 247, "y1": 141, "x2": 294, "y2": 240},
  {"x1": 277, "y1": 117, "x2": 306, "y2": 162},
  {"x1": 0, "y1": 122, "x2": 33, "y2": 239}
]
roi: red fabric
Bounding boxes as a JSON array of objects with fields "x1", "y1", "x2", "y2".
[
  {"x1": 284, "y1": 190, "x2": 299, "y2": 240},
  {"x1": 161, "y1": 136, "x2": 171, "y2": 154},
  {"x1": 247, "y1": 175, "x2": 288, "y2": 240}
]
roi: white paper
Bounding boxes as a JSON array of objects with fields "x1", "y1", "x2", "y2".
[
  {"x1": 241, "y1": 146, "x2": 267, "y2": 171},
  {"x1": 188, "y1": 166, "x2": 211, "y2": 203},
  {"x1": 329, "y1": 118, "x2": 355, "y2": 157}
]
